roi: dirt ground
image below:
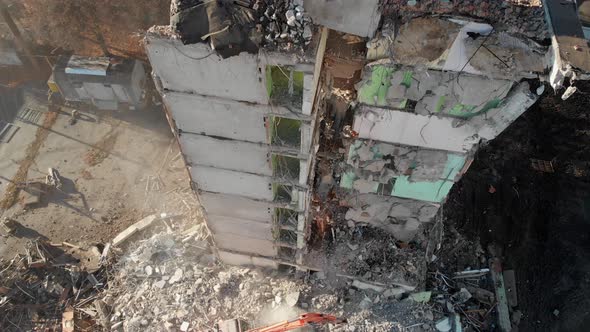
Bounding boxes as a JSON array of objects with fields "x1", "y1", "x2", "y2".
[
  {"x1": 0, "y1": 93, "x2": 191, "y2": 260},
  {"x1": 440, "y1": 82, "x2": 590, "y2": 331}
]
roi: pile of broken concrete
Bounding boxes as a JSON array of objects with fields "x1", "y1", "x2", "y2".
[
  {"x1": 170, "y1": 0, "x2": 313, "y2": 58},
  {"x1": 379, "y1": 0, "x2": 548, "y2": 40},
  {"x1": 102, "y1": 227, "x2": 435, "y2": 331},
  {"x1": 253, "y1": 0, "x2": 313, "y2": 50}
]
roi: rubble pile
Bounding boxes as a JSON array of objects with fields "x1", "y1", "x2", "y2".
[
  {"x1": 0, "y1": 239, "x2": 108, "y2": 331},
  {"x1": 379, "y1": 0, "x2": 548, "y2": 40},
  {"x1": 252, "y1": 0, "x2": 313, "y2": 50},
  {"x1": 308, "y1": 219, "x2": 428, "y2": 287},
  {"x1": 169, "y1": 0, "x2": 312, "y2": 58},
  {"x1": 101, "y1": 228, "x2": 435, "y2": 332}
]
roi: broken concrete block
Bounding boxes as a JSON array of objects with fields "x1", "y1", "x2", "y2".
[
  {"x1": 409, "y1": 291, "x2": 432, "y2": 303},
  {"x1": 110, "y1": 321, "x2": 123, "y2": 331},
  {"x1": 62, "y1": 310, "x2": 75, "y2": 332},
  {"x1": 452, "y1": 288, "x2": 471, "y2": 304},
  {"x1": 352, "y1": 280, "x2": 384, "y2": 292},
  {"x1": 169, "y1": 268, "x2": 184, "y2": 284},
  {"x1": 359, "y1": 296, "x2": 373, "y2": 309},
  {"x1": 180, "y1": 321, "x2": 190, "y2": 332},
  {"x1": 435, "y1": 317, "x2": 451, "y2": 332},
  {"x1": 353, "y1": 179, "x2": 378, "y2": 194},
  {"x1": 314, "y1": 271, "x2": 326, "y2": 280},
  {"x1": 347, "y1": 242, "x2": 359, "y2": 251},
  {"x1": 286, "y1": 291, "x2": 300, "y2": 307},
  {"x1": 389, "y1": 204, "x2": 413, "y2": 218},
  {"x1": 383, "y1": 287, "x2": 405, "y2": 299},
  {"x1": 135, "y1": 215, "x2": 158, "y2": 231},
  {"x1": 112, "y1": 225, "x2": 139, "y2": 246},
  {"x1": 112, "y1": 215, "x2": 158, "y2": 246}
]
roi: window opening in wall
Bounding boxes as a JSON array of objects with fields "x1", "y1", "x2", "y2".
[
  {"x1": 402, "y1": 99, "x2": 417, "y2": 112},
  {"x1": 275, "y1": 208, "x2": 298, "y2": 229},
  {"x1": 376, "y1": 179, "x2": 395, "y2": 195},
  {"x1": 273, "y1": 184, "x2": 294, "y2": 203},
  {"x1": 279, "y1": 229, "x2": 298, "y2": 245},
  {"x1": 266, "y1": 65, "x2": 304, "y2": 109},
  {"x1": 270, "y1": 116, "x2": 301, "y2": 148},
  {"x1": 278, "y1": 246, "x2": 297, "y2": 260},
  {"x1": 272, "y1": 154, "x2": 300, "y2": 181}
]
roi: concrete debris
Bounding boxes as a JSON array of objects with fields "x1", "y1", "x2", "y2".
[
  {"x1": 0, "y1": 238, "x2": 109, "y2": 331},
  {"x1": 451, "y1": 288, "x2": 472, "y2": 304},
  {"x1": 430, "y1": 266, "x2": 498, "y2": 331},
  {"x1": 285, "y1": 291, "x2": 300, "y2": 307},
  {"x1": 383, "y1": 287, "x2": 405, "y2": 300},
  {"x1": 254, "y1": 0, "x2": 313, "y2": 50},
  {"x1": 561, "y1": 86, "x2": 578, "y2": 100},
  {"x1": 180, "y1": 321, "x2": 189, "y2": 331},
  {"x1": 435, "y1": 317, "x2": 452, "y2": 332},
  {"x1": 112, "y1": 214, "x2": 159, "y2": 246},
  {"x1": 62, "y1": 309, "x2": 75, "y2": 332},
  {"x1": 409, "y1": 291, "x2": 432, "y2": 303},
  {"x1": 380, "y1": 0, "x2": 548, "y2": 40},
  {"x1": 351, "y1": 279, "x2": 385, "y2": 293},
  {"x1": 97, "y1": 227, "x2": 432, "y2": 332}
]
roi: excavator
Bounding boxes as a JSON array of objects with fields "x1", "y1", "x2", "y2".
[{"x1": 214, "y1": 312, "x2": 346, "y2": 332}]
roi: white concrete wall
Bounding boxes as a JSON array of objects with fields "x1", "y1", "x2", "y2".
[
  {"x1": 208, "y1": 215, "x2": 274, "y2": 241},
  {"x1": 180, "y1": 134, "x2": 271, "y2": 176},
  {"x1": 214, "y1": 233, "x2": 276, "y2": 257},
  {"x1": 304, "y1": 0, "x2": 381, "y2": 37},
  {"x1": 354, "y1": 82, "x2": 537, "y2": 153},
  {"x1": 146, "y1": 36, "x2": 268, "y2": 104},
  {"x1": 191, "y1": 165, "x2": 273, "y2": 201},
  {"x1": 200, "y1": 192, "x2": 273, "y2": 223},
  {"x1": 218, "y1": 250, "x2": 278, "y2": 268},
  {"x1": 353, "y1": 106, "x2": 480, "y2": 153},
  {"x1": 164, "y1": 92, "x2": 268, "y2": 143}
]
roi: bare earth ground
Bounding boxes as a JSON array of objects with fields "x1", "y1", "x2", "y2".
[{"x1": 0, "y1": 96, "x2": 189, "y2": 259}]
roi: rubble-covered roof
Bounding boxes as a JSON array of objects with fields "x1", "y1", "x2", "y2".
[
  {"x1": 379, "y1": 0, "x2": 549, "y2": 40},
  {"x1": 367, "y1": 17, "x2": 547, "y2": 80},
  {"x1": 169, "y1": 0, "x2": 312, "y2": 58}
]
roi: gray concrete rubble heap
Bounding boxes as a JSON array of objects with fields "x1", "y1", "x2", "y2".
[
  {"x1": 102, "y1": 230, "x2": 435, "y2": 332},
  {"x1": 379, "y1": 0, "x2": 548, "y2": 40}
]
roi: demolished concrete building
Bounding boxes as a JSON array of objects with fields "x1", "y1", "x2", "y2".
[{"x1": 146, "y1": 0, "x2": 590, "y2": 277}]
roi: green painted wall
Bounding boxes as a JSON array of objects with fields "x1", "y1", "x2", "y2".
[{"x1": 358, "y1": 66, "x2": 395, "y2": 106}]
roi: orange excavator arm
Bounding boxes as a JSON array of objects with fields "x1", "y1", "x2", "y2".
[{"x1": 246, "y1": 313, "x2": 345, "y2": 332}]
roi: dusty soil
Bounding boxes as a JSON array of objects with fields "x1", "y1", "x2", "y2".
[
  {"x1": 441, "y1": 82, "x2": 590, "y2": 331},
  {"x1": 0, "y1": 101, "x2": 191, "y2": 260},
  {"x1": 6, "y1": 0, "x2": 169, "y2": 59}
]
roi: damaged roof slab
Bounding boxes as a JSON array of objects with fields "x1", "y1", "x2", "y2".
[
  {"x1": 367, "y1": 17, "x2": 546, "y2": 80},
  {"x1": 303, "y1": 0, "x2": 381, "y2": 37},
  {"x1": 353, "y1": 81, "x2": 539, "y2": 153}
]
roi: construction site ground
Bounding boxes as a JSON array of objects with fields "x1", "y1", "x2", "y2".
[{"x1": 0, "y1": 93, "x2": 184, "y2": 259}]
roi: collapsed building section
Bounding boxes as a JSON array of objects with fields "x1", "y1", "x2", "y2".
[
  {"x1": 146, "y1": 0, "x2": 590, "y2": 282},
  {"x1": 340, "y1": 17, "x2": 543, "y2": 243}
]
